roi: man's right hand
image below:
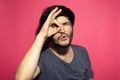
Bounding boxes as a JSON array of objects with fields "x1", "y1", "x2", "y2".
[{"x1": 37, "y1": 7, "x2": 62, "y2": 39}]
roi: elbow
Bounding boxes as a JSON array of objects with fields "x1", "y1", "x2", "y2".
[
  {"x1": 15, "y1": 72, "x2": 28, "y2": 80},
  {"x1": 15, "y1": 73, "x2": 21, "y2": 80},
  {"x1": 15, "y1": 73, "x2": 23, "y2": 80}
]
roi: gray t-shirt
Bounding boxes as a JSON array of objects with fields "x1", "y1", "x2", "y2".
[{"x1": 38, "y1": 45, "x2": 94, "y2": 80}]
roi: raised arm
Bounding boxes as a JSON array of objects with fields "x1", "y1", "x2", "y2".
[{"x1": 15, "y1": 7, "x2": 62, "y2": 80}]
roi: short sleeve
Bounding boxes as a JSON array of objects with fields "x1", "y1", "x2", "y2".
[
  {"x1": 38, "y1": 51, "x2": 45, "y2": 72},
  {"x1": 83, "y1": 47, "x2": 94, "y2": 79}
]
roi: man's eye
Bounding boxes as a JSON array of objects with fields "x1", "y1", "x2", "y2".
[
  {"x1": 63, "y1": 22, "x2": 71, "y2": 26},
  {"x1": 51, "y1": 23, "x2": 58, "y2": 27}
]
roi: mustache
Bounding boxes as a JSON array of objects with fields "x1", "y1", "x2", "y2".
[{"x1": 58, "y1": 33, "x2": 72, "y2": 40}]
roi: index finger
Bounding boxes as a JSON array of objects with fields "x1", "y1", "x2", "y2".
[
  {"x1": 52, "y1": 9, "x2": 62, "y2": 20},
  {"x1": 47, "y1": 7, "x2": 59, "y2": 21}
]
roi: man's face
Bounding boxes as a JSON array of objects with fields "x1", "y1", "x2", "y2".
[{"x1": 51, "y1": 16, "x2": 73, "y2": 47}]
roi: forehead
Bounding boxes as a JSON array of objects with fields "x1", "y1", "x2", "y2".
[{"x1": 56, "y1": 16, "x2": 70, "y2": 23}]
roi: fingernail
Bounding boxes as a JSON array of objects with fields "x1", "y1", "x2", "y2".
[
  {"x1": 55, "y1": 7, "x2": 58, "y2": 9},
  {"x1": 59, "y1": 9, "x2": 62, "y2": 11}
]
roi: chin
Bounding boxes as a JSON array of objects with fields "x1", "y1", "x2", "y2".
[
  {"x1": 61, "y1": 44, "x2": 70, "y2": 47},
  {"x1": 54, "y1": 42, "x2": 71, "y2": 48},
  {"x1": 57, "y1": 44, "x2": 70, "y2": 48}
]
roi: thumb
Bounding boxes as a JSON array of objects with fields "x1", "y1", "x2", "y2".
[{"x1": 54, "y1": 27, "x2": 61, "y2": 34}]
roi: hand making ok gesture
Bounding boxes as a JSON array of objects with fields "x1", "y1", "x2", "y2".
[{"x1": 37, "y1": 7, "x2": 62, "y2": 39}]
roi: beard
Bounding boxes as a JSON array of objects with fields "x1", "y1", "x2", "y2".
[{"x1": 50, "y1": 32, "x2": 73, "y2": 48}]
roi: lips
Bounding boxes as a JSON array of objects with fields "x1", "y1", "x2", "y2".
[
  {"x1": 59, "y1": 34, "x2": 68, "y2": 41},
  {"x1": 61, "y1": 35, "x2": 67, "y2": 41}
]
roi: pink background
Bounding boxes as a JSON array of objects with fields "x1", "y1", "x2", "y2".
[{"x1": 0, "y1": 0, "x2": 120, "y2": 80}]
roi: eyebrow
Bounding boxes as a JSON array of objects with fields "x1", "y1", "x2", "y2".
[
  {"x1": 62, "y1": 22, "x2": 71, "y2": 25},
  {"x1": 51, "y1": 21, "x2": 71, "y2": 27}
]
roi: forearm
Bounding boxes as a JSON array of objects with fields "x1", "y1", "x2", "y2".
[{"x1": 15, "y1": 35, "x2": 46, "y2": 80}]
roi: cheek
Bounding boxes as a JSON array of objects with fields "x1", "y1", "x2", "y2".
[{"x1": 66, "y1": 27, "x2": 73, "y2": 34}]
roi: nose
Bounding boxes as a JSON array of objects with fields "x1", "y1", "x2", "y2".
[{"x1": 59, "y1": 26, "x2": 65, "y2": 33}]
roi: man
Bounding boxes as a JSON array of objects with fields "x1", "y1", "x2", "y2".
[{"x1": 15, "y1": 5, "x2": 94, "y2": 80}]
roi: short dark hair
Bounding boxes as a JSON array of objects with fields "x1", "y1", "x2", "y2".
[{"x1": 36, "y1": 5, "x2": 75, "y2": 35}]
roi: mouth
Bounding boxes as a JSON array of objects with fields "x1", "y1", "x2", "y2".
[
  {"x1": 61, "y1": 35, "x2": 67, "y2": 41},
  {"x1": 58, "y1": 34, "x2": 69, "y2": 41}
]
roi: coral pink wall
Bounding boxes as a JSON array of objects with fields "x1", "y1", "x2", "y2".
[{"x1": 0, "y1": 0, "x2": 120, "y2": 80}]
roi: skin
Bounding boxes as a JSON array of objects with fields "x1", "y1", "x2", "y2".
[
  {"x1": 50, "y1": 16, "x2": 73, "y2": 47},
  {"x1": 15, "y1": 7, "x2": 62, "y2": 80},
  {"x1": 49, "y1": 16, "x2": 74, "y2": 63},
  {"x1": 15, "y1": 7, "x2": 93, "y2": 80}
]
